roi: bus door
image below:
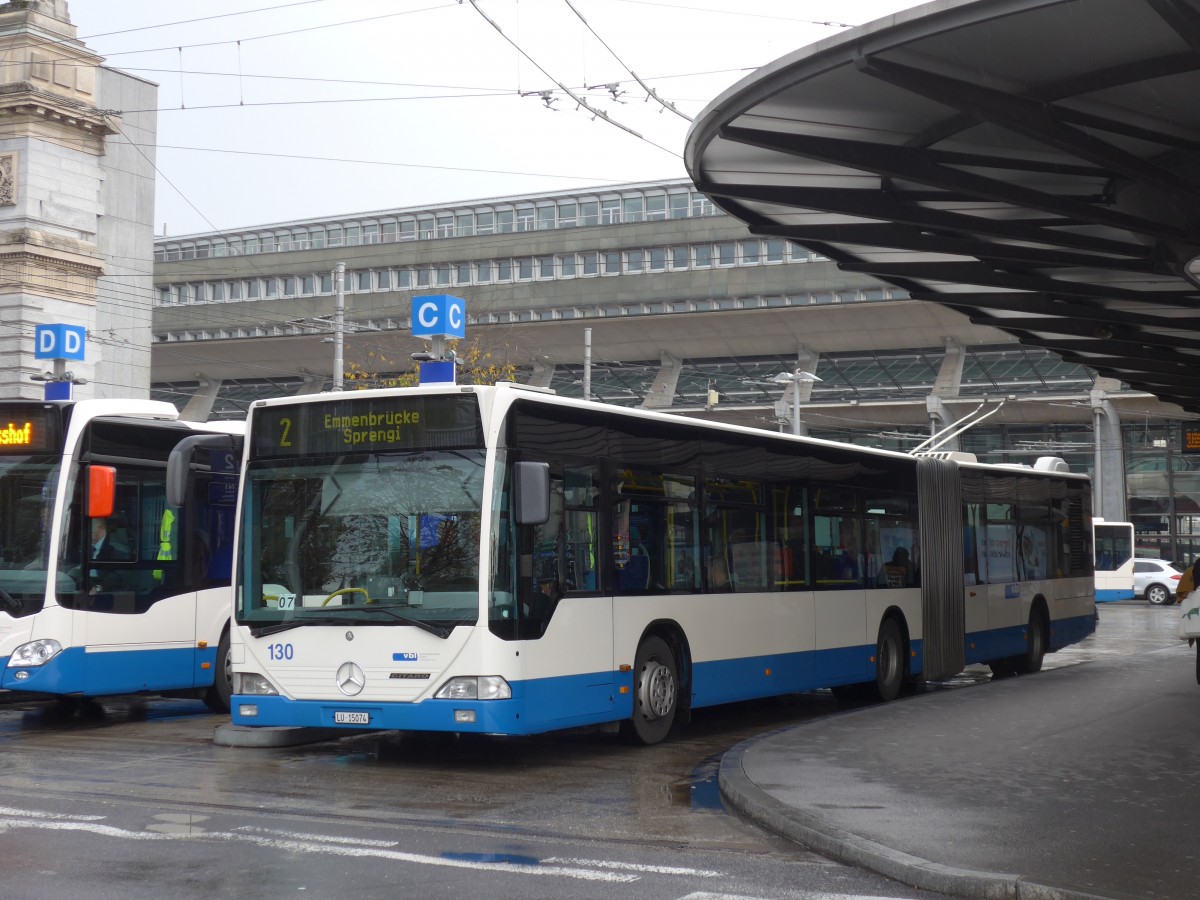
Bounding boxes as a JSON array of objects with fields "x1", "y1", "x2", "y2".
[{"x1": 80, "y1": 472, "x2": 197, "y2": 694}]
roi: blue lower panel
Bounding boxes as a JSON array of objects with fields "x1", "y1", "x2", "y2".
[
  {"x1": 2, "y1": 646, "x2": 206, "y2": 696},
  {"x1": 1096, "y1": 589, "x2": 1135, "y2": 602},
  {"x1": 233, "y1": 670, "x2": 633, "y2": 735},
  {"x1": 964, "y1": 612, "x2": 1097, "y2": 666}
]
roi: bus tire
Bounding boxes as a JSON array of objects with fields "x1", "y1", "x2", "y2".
[
  {"x1": 204, "y1": 629, "x2": 233, "y2": 713},
  {"x1": 621, "y1": 636, "x2": 678, "y2": 745},
  {"x1": 1013, "y1": 607, "x2": 1048, "y2": 675},
  {"x1": 875, "y1": 617, "x2": 906, "y2": 702}
]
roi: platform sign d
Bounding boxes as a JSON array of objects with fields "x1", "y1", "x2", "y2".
[{"x1": 35, "y1": 324, "x2": 86, "y2": 361}]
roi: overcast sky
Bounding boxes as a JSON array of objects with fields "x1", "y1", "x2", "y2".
[{"x1": 68, "y1": 0, "x2": 924, "y2": 236}]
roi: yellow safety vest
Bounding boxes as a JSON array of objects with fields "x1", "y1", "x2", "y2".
[{"x1": 153, "y1": 507, "x2": 175, "y2": 580}]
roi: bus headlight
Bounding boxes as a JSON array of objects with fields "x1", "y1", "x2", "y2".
[
  {"x1": 7, "y1": 639, "x2": 62, "y2": 668},
  {"x1": 434, "y1": 676, "x2": 511, "y2": 701},
  {"x1": 234, "y1": 672, "x2": 278, "y2": 695}
]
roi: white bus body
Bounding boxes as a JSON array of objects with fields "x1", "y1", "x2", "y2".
[
  {"x1": 231, "y1": 385, "x2": 1096, "y2": 743},
  {"x1": 0, "y1": 399, "x2": 242, "y2": 709},
  {"x1": 1093, "y1": 519, "x2": 1136, "y2": 602}
]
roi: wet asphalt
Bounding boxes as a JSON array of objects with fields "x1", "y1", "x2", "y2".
[{"x1": 720, "y1": 602, "x2": 1194, "y2": 900}]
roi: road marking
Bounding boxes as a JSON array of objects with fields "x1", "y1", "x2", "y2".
[
  {"x1": 0, "y1": 810, "x2": 637, "y2": 883},
  {"x1": 0, "y1": 806, "x2": 106, "y2": 822},
  {"x1": 545, "y1": 857, "x2": 723, "y2": 877},
  {"x1": 235, "y1": 825, "x2": 399, "y2": 848}
]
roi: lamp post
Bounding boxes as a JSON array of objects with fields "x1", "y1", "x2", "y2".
[{"x1": 772, "y1": 368, "x2": 822, "y2": 436}]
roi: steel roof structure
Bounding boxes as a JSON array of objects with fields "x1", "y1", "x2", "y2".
[{"x1": 685, "y1": 0, "x2": 1200, "y2": 414}]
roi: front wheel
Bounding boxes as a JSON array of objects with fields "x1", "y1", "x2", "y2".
[
  {"x1": 1146, "y1": 583, "x2": 1173, "y2": 606},
  {"x1": 874, "y1": 618, "x2": 906, "y2": 701},
  {"x1": 204, "y1": 629, "x2": 232, "y2": 713},
  {"x1": 620, "y1": 636, "x2": 678, "y2": 745}
]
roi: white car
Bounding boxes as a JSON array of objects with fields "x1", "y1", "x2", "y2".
[{"x1": 1133, "y1": 558, "x2": 1183, "y2": 605}]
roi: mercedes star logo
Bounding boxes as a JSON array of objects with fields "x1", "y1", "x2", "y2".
[{"x1": 336, "y1": 661, "x2": 366, "y2": 696}]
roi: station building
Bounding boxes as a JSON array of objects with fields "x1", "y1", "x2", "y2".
[{"x1": 150, "y1": 178, "x2": 1198, "y2": 561}]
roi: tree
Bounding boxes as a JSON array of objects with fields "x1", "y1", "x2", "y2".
[{"x1": 345, "y1": 335, "x2": 520, "y2": 389}]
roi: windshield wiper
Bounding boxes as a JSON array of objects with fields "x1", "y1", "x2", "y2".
[
  {"x1": 0, "y1": 586, "x2": 21, "y2": 614},
  {"x1": 318, "y1": 604, "x2": 454, "y2": 639},
  {"x1": 249, "y1": 619, "x2": 329, "y2": 638}
]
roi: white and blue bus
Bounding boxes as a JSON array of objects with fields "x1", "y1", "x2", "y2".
[
  {"x1": 1092, "y1": 519, "x2": 1136, "y2": 602},
  {"x1": 0, "y1": 399, "x2": 242, "y2": 710},
  {"x1": 230, "y1": 384, "x2": 1096, "y2": 744}
]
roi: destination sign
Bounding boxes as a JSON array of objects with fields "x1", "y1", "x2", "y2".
[
  {"x1": 0, "y1": 404, "x2": 59, "y2": 454},
  {"x1": 1184, "y1": 428, "x2": 1200, "y2": 455},
  {"x1": 252, "y1": 394, "x2": 483, "y2": 459}
]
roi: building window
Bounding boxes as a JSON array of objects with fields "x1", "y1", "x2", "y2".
[
  {"x1": 670, "y1": 246, "x2": 689, "y2": 269},
  {"x1": 497, "y1": 210, "x2": 515, "y2": 233},
  {"x1": 327, "y1": 226, "x2": 343, "y2": 247},
  {"x1": 282, "y1": 277, "x2": 296, "y2": 296},
  {"x1": 766, "y1": 240, "x2": 785, "y2": 263},
  {"x1": 581, "y1": 252, "x2": 598, "y2": 276},
  {"x1": 302, "y1": 275, "x2": 315, "y2": 294},
  {"x1": 497, "y1": 259, "x2": 512, "y2": 281},
  {"x1": 377, "y1": 269, "x2": 391, "y2": 290},
  {"x1": 454, "y1": 263, "x2": 469, "y2": 284},
  {"x1": 646, "y1": 194, "x2": 666, "y2": 221},
  {"x1": 364, "y1": 224, "x2": 380, "y2": 244},
  {"x1": 246, "y1": 280, "x2": 260, "y2": 300},
  {"x1": 356, "y1": 271, "x2": 371, "y2": 291},
  {"x1": 601, "y1": 199, "x2": 621, "y2": 224},
  {"x1": 228, "y1": 281, "x2": 242, "y2": 300},
  {"x1": 559, "y1": 255, "x2": 576, "y2": 277},
  {"x1": 265, "y1": 278, "x2": 277, "y2": 298},
  {"x1": 157, "y1": 286, "x2": 170, "y2": 305},
  {"x1": 558, "y1": 202, "x2": 577, "y2": 227},
  {"x1": 455, "y1": 213, "x2": 473, "y2": 237},
  {"x1": 538, "y1": 205, "x2": 556, "y2": 230},
  {"x1": 319, "y1": 274, "x2": 332, "y2": 293},
  {"x1": 669, "y1": 193, "x2": 689, "y2": 219},
  {"x1": 624, "y1": 250, "x2": 644, "y2": 273},
  {"x1": 624, "y1": 195, "x2": 644, "y2": 223},
  {"x1": 538, "y1": 256, "x2": 555, "y2": 278},
  {"x1": 604, "y1": 251, "x2": 621, "y2": 274},
  {"x1": 382, "y1": 221, "x2": 397, "y2": 243},
  {"x1": 399, "y1": 219, "x2": 416, "y2": 240},
  {"x1": 740, "y1": 240, "x2": 760, "y2": 264},
  {"x1": 580, "y1": 200, "x2": 599, "y2": 226},
  {"x1": 517, "y1": 258, "x2": 533, "y2": 280},
  {"x1": 476, "y1": 211, "x2": 494, "y2": 234},
  {"x1": 694, "y1": 245, "x2": 712, "y2": 268},
  {"x1": 717, "y1": 242, "x2": 736, "y2": 266},
  {"x1": 417, "y1": 268, "x2": 431, "y2": 287},
  {"x1": 261, "y1": 234, "x2": 276, "y2": 253},
  {"x1": 437, "y1": 265, "x2": 451, "y2": 286},
  {"x1": 475, "y1": 261, "x2": 491, "y2": 283},
  {"x1": 649, "y1": 248, "x2": 666, "y2": 271}
]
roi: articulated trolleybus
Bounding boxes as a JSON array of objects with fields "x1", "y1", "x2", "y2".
[
  {"x1": 0, "y1": 399, "x2": 242, "y2": 711},
  {"x1": 231, "y1": 384, "x2": 1096, "y2": 744}
]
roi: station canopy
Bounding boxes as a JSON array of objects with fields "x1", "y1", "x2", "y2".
[{"x1": 685, "y1": 0, "x2": 1200, "y2": 414}]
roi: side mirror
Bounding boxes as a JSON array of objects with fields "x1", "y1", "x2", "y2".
[
  {"x1": 87, "y1": 465, "x2": 116, "y2": 518},
  {"x1": 513, "y1": 461, "x2": 550, "y2": 525},
  {"x1": 167, "y1": 434, "x2": 244, "y2": 508}
]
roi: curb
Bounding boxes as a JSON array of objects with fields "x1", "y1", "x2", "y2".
[{"x1": 718, "y1": 734, "x2": 1109, "y2": 900}]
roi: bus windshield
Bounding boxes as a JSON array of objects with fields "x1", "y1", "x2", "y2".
[
  {"x1": 239, "y1": 450, "x2": 486, "y2": 632},
  {"x1": 0, "y1": 455, "x2": 61, "y2": 616}
]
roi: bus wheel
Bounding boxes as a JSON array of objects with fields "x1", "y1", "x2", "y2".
[
  {"x1": 204, "y1": 630, "x2": 233, "y2": 713},
  {"x1": 1013, "y1": 608, "x2": 1048, "y2": 675},
  {"x1": 621, "y1": 636, "x2": 678, "y2": 745},
  {"x1": 875, "y1": 618, "x2": 906, "y2": 702}
]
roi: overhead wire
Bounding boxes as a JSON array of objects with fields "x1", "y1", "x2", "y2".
[
  {"x1": 465, "y1": 0, "x2": 681, "y2": 159},
  {"x1": 79, "y1": 0, "x2": 341, "y2": 39},
  {"x1": 562, "y1": 0, "x2": 691, "y2": 121}
]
